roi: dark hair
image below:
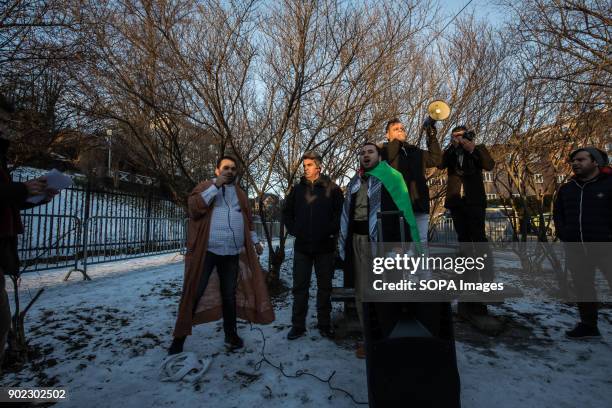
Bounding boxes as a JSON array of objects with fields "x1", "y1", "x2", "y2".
[
  {"x1": 361, "y1": 142, "x2": 380, "y2": 155},
  {"x1": 385, "y1": 118, "x2": 402, "y2": 133},
  {"x1": 451, "y1": 125, "x2": 468, "y2": 134},
  {"x1": 570, "y1": 147, "x2": 609, "y2": 166},
  {"x1": 302, "y1": 151, "x2": 322, "y2": 167},
  {"x1": 216, "y1": 155, "x2": 238, "y2": 169}
]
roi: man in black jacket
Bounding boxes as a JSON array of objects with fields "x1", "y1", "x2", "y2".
[
  {"x1": 0, "y1": 135, "x2": 58, "y2": 369},
  {"x1": 282, "y1": 151, "x2": 344, "y2": 340},
  {"x1": 381, "y1": 118, "x2": 442, "y2": 243},
  {"x1": 438, "y1": 126, "x2": 500, "y2": 334},
  {"x1": 553, "y1": 147, "x2": 612, "y2": 339}
]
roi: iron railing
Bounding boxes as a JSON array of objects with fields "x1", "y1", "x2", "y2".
[
  {"x1": 429, "y1": 215, "x2": 552, "y2": 245},
  {"x1": 79, "y1": 216, "x2": 188, "y2": 275},
  {"x1": 15, "y1": 168, "x2": 186, "y2": 276}
]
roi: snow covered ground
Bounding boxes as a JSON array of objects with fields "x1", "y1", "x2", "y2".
[{"x1": 2, "y1": 246, "x2": 612, "y2": 407}]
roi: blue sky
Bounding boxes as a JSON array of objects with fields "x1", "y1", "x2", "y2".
[{"x1": 442, "y1": 0, "x2": 507, "y2": 28}]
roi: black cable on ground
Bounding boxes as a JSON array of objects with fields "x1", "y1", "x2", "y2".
[{"x1": 249, "y1": 322, "x2": 368, "y2": 405}]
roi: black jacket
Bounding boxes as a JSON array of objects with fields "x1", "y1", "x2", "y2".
[
  {"x1": 282, "y1": 175, "x2": 344, "y2": 254},
  {"x1": 381, "y1": 131, "x2": 442, "y2": 214},
  {"x1": 438, "y1": 144, "x2": 495, "y2": 208},
  {"x1": 0, "y1": 137, "x2": 30, "y2": 238},
  {"x1": 553, "y1": 173, "x2": 612, "y2": 242}
]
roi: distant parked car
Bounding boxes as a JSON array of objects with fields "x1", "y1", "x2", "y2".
[{"x1": 529, "y1": 212, "x2": 555, "y2": 236}]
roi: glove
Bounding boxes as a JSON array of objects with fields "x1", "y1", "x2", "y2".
[{"x1": 423, "y1": 116, "x2": 437, "y2": 129}]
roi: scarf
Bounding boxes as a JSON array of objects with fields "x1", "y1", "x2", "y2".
[
  {"x1": 338, "y1": 173, "x2": 381, "y2": 260},
  {"x1": 366, "y1": 161, "x2": 422, "y2": 253}
]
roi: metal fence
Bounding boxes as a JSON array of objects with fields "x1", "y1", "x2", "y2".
[
  {"x1": 18, "y1": 214, "x2": 83, "y2": 272},
  {"x1": 429, "y1": 215, "x2": 553, "y2": 245},
  {"x1": 253, "y1": 221, "x2": 282, "y2": 241},
  {"x1": 15, "y1": 169, "x2": 186, "y2": 275},
  {"x1": 80, "y1": 216, "x2": 187, "y2": 274}
]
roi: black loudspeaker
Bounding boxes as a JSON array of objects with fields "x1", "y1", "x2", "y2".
[{"x1": 363, "y1": 302, "x2": 461, "y2": 408}]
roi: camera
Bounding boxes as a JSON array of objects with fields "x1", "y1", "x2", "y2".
[{"x1": 463, "y1": 130, "x2": 475, "y2": 141}]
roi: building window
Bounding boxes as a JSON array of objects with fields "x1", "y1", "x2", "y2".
[
  {"x1": 534, "y1": 174, "x2": 544, "y2": 184},
  {"x1": 556, "y1": 175, "x2": 565, "y2": 184},
  {"x1": 512, "y1": 193, "x2": 521, "y2": 198},
  {"x1": 483, "y1": 172, "x2": 493, "y2": 182},
  {"x1": 486, "y1": 193, "x2": 498, "y2": 200}
]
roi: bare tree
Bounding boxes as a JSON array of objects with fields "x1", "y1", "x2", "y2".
[{"x1": 502, "y1": 0, "x2": 611, "y2": 98}]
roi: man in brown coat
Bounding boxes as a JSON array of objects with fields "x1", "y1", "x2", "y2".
[{"x1": 168, "y1": 156, "x2": 274, "y2": 354}]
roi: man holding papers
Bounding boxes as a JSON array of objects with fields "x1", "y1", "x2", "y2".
[{"x1": 0, "y1": 134, "x2": 60, "y2": 370}]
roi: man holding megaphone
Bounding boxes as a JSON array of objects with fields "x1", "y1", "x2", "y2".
[{"x1": 381, "y1": 115, "x2": 442, "y2": 243}]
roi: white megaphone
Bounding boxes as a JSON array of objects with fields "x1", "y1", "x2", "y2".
[
  {"x1": 427, "y1": 100, "x2": 451, "y2": 121},
  {"x1": 418, "y1": 100, "x2": 450, "y2": 145}
]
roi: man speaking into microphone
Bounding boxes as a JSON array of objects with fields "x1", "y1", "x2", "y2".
[{"x1": 168, "y1": 155, "x2": 274, "y2": 355}]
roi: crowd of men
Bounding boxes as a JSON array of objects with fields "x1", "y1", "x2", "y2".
[
  {"x1": 161, "y1": 117, "x2": 609, "y2": 406},
  {"x1": 1, "y1": 114, "x2": 610, "y2": 404}
]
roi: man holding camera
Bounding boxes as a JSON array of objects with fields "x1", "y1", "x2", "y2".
[{"x1": 438, "y1": 125, "x2": 500, "y2": 334}]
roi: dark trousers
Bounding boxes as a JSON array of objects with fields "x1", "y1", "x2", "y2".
[
  {"x1": 566, "y1": 246, "x2": 612, "y2": 327},
  {"x1": 0, "y1": 238, "x2": 18, "y2": 367},
  {"x1": 450, "y1": 203, "x2": 487, "y2": 243},
  {"x1": 0, "y1": 269, "x2": 10, "y2": 367},
  {"x1": 291, "y1": 250, "x2": 334, "y2": 330},
  {"x1": 193, "y1": 251, "x2": 239, "y2": 336},
  {"x1": 451, "y1": 203, "x2": 493, "y2": 315}
]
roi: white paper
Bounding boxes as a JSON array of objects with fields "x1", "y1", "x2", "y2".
[{"x1": 26, "y1": 169, "x2": 73, "y2": 204}]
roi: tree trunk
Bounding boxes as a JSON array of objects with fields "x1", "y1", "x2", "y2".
[{"x1": 6, "y1": 276, "x2": 44, "y2": 365}]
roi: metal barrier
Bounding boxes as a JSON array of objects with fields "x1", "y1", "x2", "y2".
[
  {"x1": 14, "y1": 169, "x2": 187, "y2": 277},
  {"x1": 18, "y1": 214, "x2": 82, "y2": 273},
  {"x1": 17, "y1": 212, "x2": 280, "y2": 278},
  {"x1": 429, "y1": 215, "x2": 546, "y2": 244},
  {"x1": 253, "y1": 221, "x2": 281, "y2": 240},
  {"x1": 80, "y1": 216, "x2": 188, "y2": 275}
]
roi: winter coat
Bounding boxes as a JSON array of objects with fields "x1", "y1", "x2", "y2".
[
  {"x1": 381, "y1": 130, "x2": 442, "y2": 214},
  {"x1": 282, "y1": 175, "x2": 344, "y2": 254},
  {"x1": 553, "y1": 172, "x2": 612, "y2": 242},
  {"x1": 0, "y1": 137, "x2": 40, "y2": 276},
  {"x1": 173, "y1": 180, "x2": 275, "y2": 338},
  {"x1": 0, "y1": 138, "x2": 29, "y2": 238},
  {"x1": 438, "y1": 144, "x2": 495, "y2": 208}
]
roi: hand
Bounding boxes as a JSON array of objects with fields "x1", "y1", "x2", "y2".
[
  {"x1": 460, "y1": 138, "x2": 475, "y2": 153},
  {"x1": 423, "y1": 117, "x2": 437, "y2": 129},
  {"x1": 215, "y1": 173, "x2": 232, "y2": 188},
  {"x1": 42, "y1": 188, "x2": 60, "y2": 203},
  {"x1": 254, "y1": 242, "x2": 264, "y2": 255},
  {"x1": 24, "y1": 178, "x2": 47, "y2": 197}
]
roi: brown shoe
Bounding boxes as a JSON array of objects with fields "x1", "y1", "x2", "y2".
[{"x1": 355, "y1": 342, "x2": 366, "y2": 359}]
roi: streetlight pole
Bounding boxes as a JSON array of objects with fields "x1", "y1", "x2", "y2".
[{"x1": 106, "y1": 129, "x2": 112, "y2": 177}]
